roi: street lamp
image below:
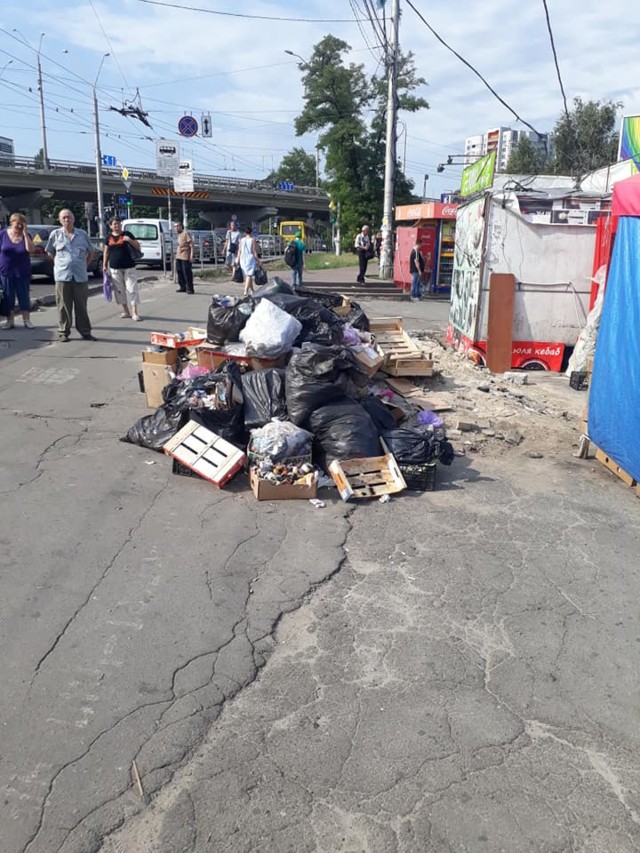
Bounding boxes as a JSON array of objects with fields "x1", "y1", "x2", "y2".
[
  {"x1": 13, "y1": 30, "x2": 49, "y2": 168},
  {"x1": 422, "y1": 174, "x2": 429, "y2": 201},
  {"x1": 93, "y1": 53, "x2": 110, "y2": 239},
  {"x1": 284, "y1": 49, "x2": 307, "y2": 67},
  {"x1": 0, "y1": 59, "x2": 13, "y2": 80}
]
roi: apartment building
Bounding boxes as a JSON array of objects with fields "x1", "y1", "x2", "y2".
[{"x1": 464, "y1": 127, "x2": 550, "y2": 171}]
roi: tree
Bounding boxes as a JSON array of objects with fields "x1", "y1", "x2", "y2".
[
  {"x1": 293, "y1": 35, "x2": 428, "y2": 243},
  {"x1": 505, "y1": 136, "x2": 548, "y2": 174},
  {"x1": 549, "y1": 97, "x2": 621, "y2": 176},
  {"x1": 271, "y1": 147, "x2": 317, "y2": 187}
]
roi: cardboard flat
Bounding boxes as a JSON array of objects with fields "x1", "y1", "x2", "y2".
[
  {"x1": 142, "y1": 362, "x2": 176, "y2": 408},
  {"x1": 385, "y1": 378, "x2": 452, "y2": 411}
]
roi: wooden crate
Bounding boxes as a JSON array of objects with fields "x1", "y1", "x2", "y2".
[
  {"x1": 332, "y1": 295, "x2": 352, "y2": 317},
  {"x1": 595, "y1": 448, "x2": 637, "y2": 488},
  {"x1": 369, "y1": 317, "x2": 434, "y2": 376},
  {"x1": 163, "y1": 422, "x2": 246, "y2": 487},
  {"x1": 329, "y1": 453, "x2": 406, "y2": 501}
]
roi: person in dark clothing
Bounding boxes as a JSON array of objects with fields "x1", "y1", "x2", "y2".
[
  {"x1": 409, "y1": 240, "x2": 425, "y2": 301},
  {"x1": 354, "y1": 225, "x2": 371, "y2": 284}
]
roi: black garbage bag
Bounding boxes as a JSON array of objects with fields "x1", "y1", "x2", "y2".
[
  {"x1": 232, "y1": 265, "x2": 244, "y2": 283},
  {"x1": 259, "y1": 292, "x2": 342, "y2": 346},
  {"x1": 361, "y1": 395, "x2": 397, "y2": 434},
  {"x1": 285, "y1": 344, "x2": 362, "y2": 427},
  {"x1": 188, "y1": 407, "x2": 245, "y2": 448},
  {"x1": 439, "y1": 441, "x2": 455, "y2": 466},
  {"x1": 241, "y1": 368, "x2": 287, "y2": 430},
  {"x1": 254, "y1": 275, "x2": 294, "y2": 297},
  {"x1": 123, "y1": 405, "x2": 187, "y2": 451},
  {"x1": 296, "y1": 288, "x2": 370, "y2": 332},
  {"x1": 381, "y1": 427, "x2": 437, "y2": 464},
  {"x1": 207, "y1": 296, "x2": 253, "y2": 345},
  {"x1": 310, "y1": 397, "x2": 381, "y2": 468}
]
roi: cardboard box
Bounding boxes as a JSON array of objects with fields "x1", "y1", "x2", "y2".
[
  {"x1": 142, "y1": 360, "x2": 177, "y2": 408},
  {"x1": 249, "y1": 466, "x2": 318, "y2": 500},
  {"x1": 196, "y1": 343, "x2": 284, "y2": 373},
  {"x1": 329, "y1": 453, "x2": 406, "y2": 501},
  {"x1": 150, "y1": 327, "x2": 206, "y2": 349},
  {"x1": 353, "y1": 343, "x2": 384, "y2": 377},
  {"x1": 142, "y1": 349, "x2": 178, "y2": 366}
]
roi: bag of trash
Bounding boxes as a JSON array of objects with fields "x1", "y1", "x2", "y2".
[
  {"x1": 361, "y1": 395, "x2": 397, "y2": 433},
  {"x1": 249, "y1": 419, "x2": 314, "y2": 461},
  {"x1": 296, "y1": 288, "x2": 370, "y2": 332},
  {"x1": 260, "y1": 292, "x2": 342, "y2": 346},
  {"x1": 381, "y1": 427, "x2": 437, "y2": 464},
  {"x1": 241, "y1": 368, "x2": 287, "y2": 430},
  {"x1": 232, "y1": 265, "x2": 244, "y2": 283},
  {"x1": 207, "y1": 296, "x2": 253, "y2": 345},
  {"x1": 254, "y1": 275, "x2": 294, "y2": 298},
  {"x1": 239, "y1": 298, "x2": 302, "y2": 358},
  {"x1": 310, "y1": 398, "x2": 381, "y2": 468},
  {"x1": 254, "y1": 266, "x2": 268, "y2": 287},
  {"x1": 285, "y1": 344, "x2": 363, "y2": 427},
  {"x1": 123, "y1": 405, "x2": 187, "y2": 451}
]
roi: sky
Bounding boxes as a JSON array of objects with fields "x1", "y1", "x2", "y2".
[{"x1": 1, "y1": 0, "x2": 638, "y2": 201}]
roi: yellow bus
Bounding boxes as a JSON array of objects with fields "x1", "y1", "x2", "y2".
[{"x1": 279, "y1": 220, "x2": 327, "y2": 251}]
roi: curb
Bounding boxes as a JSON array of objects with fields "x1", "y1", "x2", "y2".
[{"x1": 34, "y1": 283, "x2": 103, "y2": 309}]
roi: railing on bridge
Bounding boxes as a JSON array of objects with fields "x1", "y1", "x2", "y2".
[{"x1": 0, "y1": 155, "x2": 328, "y2": 199}]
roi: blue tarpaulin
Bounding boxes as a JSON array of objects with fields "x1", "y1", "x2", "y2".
[{"x1": 588, "y1": 215, "x2": 640, "y2": 482}]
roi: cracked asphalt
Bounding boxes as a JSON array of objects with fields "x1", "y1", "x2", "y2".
[{"x1": 2, "y1": 272, "x2": 640, "y2": 853}]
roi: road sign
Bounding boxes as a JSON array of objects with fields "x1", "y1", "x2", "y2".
[
  {"x1": 173, "y1": 159, "x2": 194, "y2": 193},
  {"x1": 156, "y1": 140, "x2": 181, "y2": 177},
  {"x1": 178, "y1": 115, "x2": 198, "y2": 138},
  {"x1": 277, "y1": 180, "x2": 295, "y2": 191},
  {"x1": 201, "y1": 113, "x2": 212, "y2": 138},
  {"x1": 121, "y1": 165, "x2": 131, "y2": 191},
  {"x1": 102, "y1": 154, "x2": 116, "y2": 167}
]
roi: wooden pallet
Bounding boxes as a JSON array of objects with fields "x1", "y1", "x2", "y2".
[
  {"x1": 370, "y1": 317, "x2": 434, "y2": 376},
  {"x1": 595, "y1": 448, "x2": 637, "y2": 488},
  {"x1": 329, "y1": 453, "x2": 406, "y2": 501},
  {"x1": 163, "y1": 421, "x2": 246, "y2": 487}
]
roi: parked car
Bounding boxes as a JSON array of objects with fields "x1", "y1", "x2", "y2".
[{"x1": 27, "y1": 224, "x2": 103, "y2": 281}]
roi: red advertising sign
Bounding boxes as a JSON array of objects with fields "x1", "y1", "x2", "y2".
[{"x1": 395, "y1": 202, "x2": 457, "y2": 222}]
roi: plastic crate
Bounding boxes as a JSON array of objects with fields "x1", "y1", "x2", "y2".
[
  {"x1": 569, "y1": 371, "x2": 589, "y2": 391},
  {"x1": 399, "y1": 461, "x2": 437, "y2": 491},
  {"x1": 172, "y1": 458, "x2": 200, "y2": 478}
]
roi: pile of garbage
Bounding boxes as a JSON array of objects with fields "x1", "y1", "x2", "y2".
[{"x1": 123, "y1": 278, "x2": 454, "y2": 501}]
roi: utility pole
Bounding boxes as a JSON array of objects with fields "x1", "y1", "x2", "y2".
[
  {"x1": 316, "y1": 145, "x2": 320, "y2": 188},
  {"x1": 92, "y1": 54, "x2": 110, "y2": 239},
  {"x1": 379, "y1": 0, "x2": 400, "y2": 280},
  {"x1": 36, "y1": 35, "x2": 49, "y2": 169}
]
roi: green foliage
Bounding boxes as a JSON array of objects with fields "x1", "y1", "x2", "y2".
[
  {"x1": 294, "y1": 34, "x2": 428, "y2": 242},
  {"x1": 505, "y1": 136, "x2": 548, "y2": 174},
  {"x1": 39, "y1": 199, "x2": 86, "y2": 226},
  {"x1": 549, "y1": 97, "x2": 621, "y2": 176},
  {"x1": 271, "y1": 147, "x2": 317, "y2": 187}
]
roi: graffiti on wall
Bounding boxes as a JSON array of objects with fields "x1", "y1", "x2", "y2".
[{"x1": 448, "y1": 196, "x2": 485, "y2": 344}]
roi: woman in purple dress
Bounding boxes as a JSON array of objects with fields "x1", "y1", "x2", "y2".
[{"x1": 0, "y1": 212, "x2": 34, "y2": 329}]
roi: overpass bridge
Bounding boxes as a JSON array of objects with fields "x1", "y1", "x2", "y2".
[{"x1": 0, "y1": 156, "x2": 330, "y2": 227}]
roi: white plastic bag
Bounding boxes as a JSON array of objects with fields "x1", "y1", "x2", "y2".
[{"x1": 239, "y1": 298, "x2": 302, "y2": 357}]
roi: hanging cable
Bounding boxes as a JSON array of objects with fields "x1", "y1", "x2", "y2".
[
  {"x1": 132, "y1": 0, "x2": 365, "y2": 22},
  {"x1": 404, "y1": 0, "x2": 545, "y2": 142}
]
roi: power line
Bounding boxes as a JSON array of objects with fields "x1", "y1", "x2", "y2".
[
  {"x1": 88, "y1": 0, "x2": 131, "y2": 90},
  {"x1": 132, "y1": 0, "x2": 365, "y2": 22},
  {"x1": 541, "y1": 0, "x2": 570, "y2": 122},
  {"x1": 404, "y1": 0, "x2": 546, "y2": 142}
]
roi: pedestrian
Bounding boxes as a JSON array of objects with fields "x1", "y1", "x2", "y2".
[
  {"x1": 224, "y1": 220, "x2": 240, "y2": 271},
  {"x1": 0, "y1": 212, "x2": 34, "y2": 330},
  {"x1": 45, "y1": 209, "x2": 96, "y2": 342},
  {"x1": 409, "y1": 240, "x2": 425, "y2": 302},
  {"x1": 354, "y1": 225, "x2": 371, "y2": 284},
  {"x1": 374, "y1": 230, "x2": 383, "y2": 260},
  {"x1": 290, "y1": 229, "x2": 306, "y2": 288},
  {"x1": 238, "y1": 225, "x2": 261, "y2": 296},
  {"x1": 103, "y1": 218, "x2": 143, "y2": 321},
  {"x1": 175, "y1": 222, "x2": 194, "y2": 294}
]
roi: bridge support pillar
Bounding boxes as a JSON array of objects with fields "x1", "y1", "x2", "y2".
[
  {"x1": 3, "y1": 189, "x2": 55, "y2": 223},
  {"x1": 199, "y1": 206, "x2": 278, "y2": 227}
]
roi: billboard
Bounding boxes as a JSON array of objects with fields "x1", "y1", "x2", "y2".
[
  {"x1": 459, "y1": 150, "x2": 496, "y2": 197},
  {"x1": 618, "y1": 115, "x2": 640, "y2": 173}
]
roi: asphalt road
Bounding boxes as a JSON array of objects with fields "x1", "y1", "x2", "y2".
[{"x1": 2, "y1": 272, "x2": 639, "y2": 853}]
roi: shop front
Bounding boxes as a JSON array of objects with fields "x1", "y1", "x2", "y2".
[{"x1": 393, "y1": 201, "x2": 458, "y2": 296}]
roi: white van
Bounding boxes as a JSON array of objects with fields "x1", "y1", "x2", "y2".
[{"x1": 122, "y1": 219, "x2": 176, "y2": 268}]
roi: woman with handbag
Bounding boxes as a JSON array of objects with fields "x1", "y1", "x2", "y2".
[{"x1": 103, "y1": 218, "x2": 143, "y2": 321}]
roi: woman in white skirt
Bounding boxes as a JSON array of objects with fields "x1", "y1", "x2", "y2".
[{"x1": 103, "y1": 218, "x2": 142, "y2": 321}]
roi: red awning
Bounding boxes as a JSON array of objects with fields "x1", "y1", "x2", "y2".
[{"x1": 611, "y1": 172, "x2": 640, "y2": 217}]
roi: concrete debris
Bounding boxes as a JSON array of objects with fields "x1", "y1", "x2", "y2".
[
  {"x1": 504, "y1": 430, "x2": 524, "y2": 445},
  {"x1": 504, "y1": 371, "x2": 529, "y2": 385},
  {"x1": 526, "y1": 451, "x2": 544, "y2": 459}
]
